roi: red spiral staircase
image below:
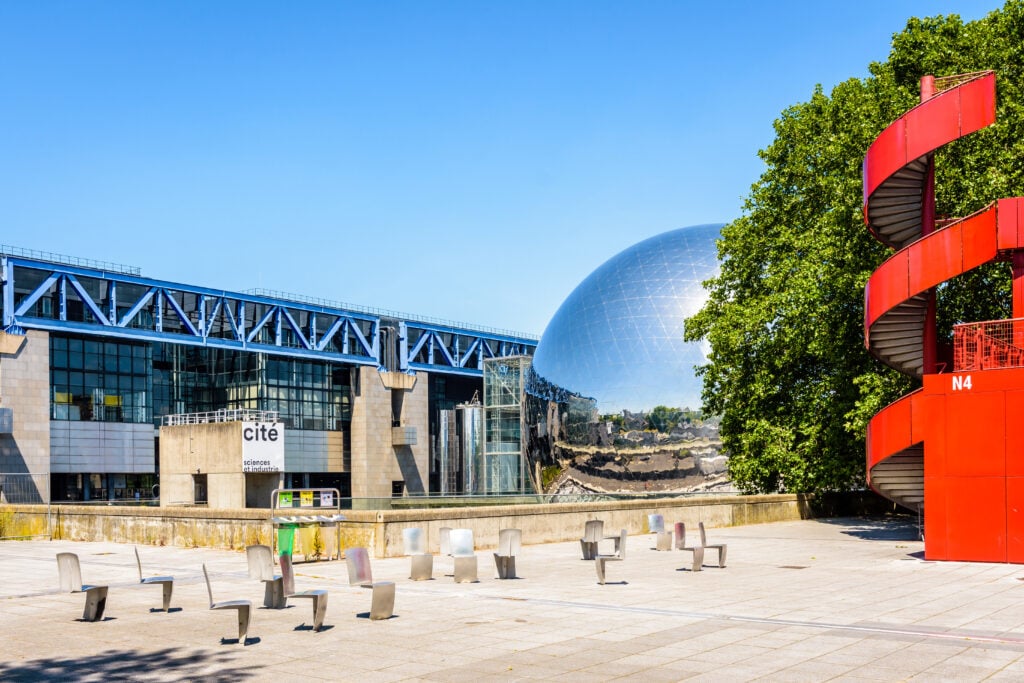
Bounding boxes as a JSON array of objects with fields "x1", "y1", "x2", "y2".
[{"x1": 864, "y1": 71, "x2": 1024, "y2": 562}]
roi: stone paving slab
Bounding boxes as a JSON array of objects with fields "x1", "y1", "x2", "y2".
[{"x1": 2, "y1": 516, "x2": 1024, "y2": 681}]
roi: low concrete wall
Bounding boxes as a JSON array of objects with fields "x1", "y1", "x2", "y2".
[
  {"x1": 0, "y1": 493, "x2": 812, "y2": 558},
  {"x1": 368, "y1": 494, "x2": 810, "y2": 557},
  {"x1": 4, "y1": 505, "x2": 279, "y2": 549}
]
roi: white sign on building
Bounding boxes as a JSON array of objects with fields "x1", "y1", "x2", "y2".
[{"x1": 241, "y1": 422, "x2": 285, "y2": 472}]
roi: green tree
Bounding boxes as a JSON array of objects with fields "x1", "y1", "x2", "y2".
[
  {"x1": 647, "y1": 405, "x2": 683, "y2": 433},
  {"x1": 685, "y1": 2, "x2": 1024, "y2": 494}
]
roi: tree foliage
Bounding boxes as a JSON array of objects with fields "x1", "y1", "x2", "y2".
[
  {"x1": 685, "y1": 1, "x2": 1024, "y2": 494},
  {"x1": 646, "y1": 405, "x2": 683, "y2": 432}
]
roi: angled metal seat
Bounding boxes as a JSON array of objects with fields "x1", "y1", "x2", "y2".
[
  {"x1": 345, "y1": 547, "x2": 395, "y2": 620},
  {"x1": 56, "y1": 552, "x2": 108, "y2": 621},
  {"x1": 203, "y1": 564, "x2": 252, "y2": 644},
  {"x1": 345, "y1": 546, "x2": 375, "y2": 587},
  {"x1": 674, "y1": 522, "x2": 705, "y2": 572},
  {"x1": 594, "y1": 529, "x2": 627, "y2": 585},
  {"x1": 579, "y1": 520, "x2": 603, "y2": 560},
  {"x1": 402, "y1": 527, "x2": 433, "y2": 581},
  {"x1": 450, "y1": 528, "x2": 478, "y2": 583},
  {"x1": 368, "y1": 581, "x2": 395, "y2": 620},
  {"x1": 280, "y1": 553, "x2": 328, "y2": 632},
  {"x1": 648, "y1": 514, "x2": 672, "y2": 551},
  {"x1": 246, "y1": 544, "x2": 285, "y2": 608},
  {"x1": 493, "y1": 528, "x2": 521, "y2": 579},
  {"x1": 698, "y1": 522, "x2": 728, "y2": 568},
  {"x1": 135, "y1": 546, "x2": 174, "y2": 611}
]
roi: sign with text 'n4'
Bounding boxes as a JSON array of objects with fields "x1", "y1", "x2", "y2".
[{"x1": 241, "y1": 422, "x2": 285, "y2": 472}]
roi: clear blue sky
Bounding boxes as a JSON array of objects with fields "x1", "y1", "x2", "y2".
[{"x1": 0, "y1": 1, "x2": 1000, "y2": 337}]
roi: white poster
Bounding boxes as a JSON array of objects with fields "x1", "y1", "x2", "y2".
[{"x1": 241, "y1": 422, "x2": 285, "y2": 472}]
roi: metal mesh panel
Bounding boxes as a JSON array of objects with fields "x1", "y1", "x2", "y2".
[{"x1": 953, "y1": 319, "x2": 1024, "y2": 371}]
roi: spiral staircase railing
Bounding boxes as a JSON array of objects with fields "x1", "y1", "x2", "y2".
[{"x1": 863, "y1": 71, "x2": 1023, "y2": 512}]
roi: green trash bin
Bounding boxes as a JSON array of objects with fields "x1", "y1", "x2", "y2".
[{"x1": 277, "y1": 525, "x2": 296, "y2": 557}]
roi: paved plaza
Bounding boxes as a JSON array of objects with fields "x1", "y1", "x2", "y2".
[{"x1": 3, "y1": 516, "x2": 1024, "y2": 681}]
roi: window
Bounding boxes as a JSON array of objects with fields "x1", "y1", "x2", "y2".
[{"x1": 50, "y1": 334, "x2": 151, "y2": 423}]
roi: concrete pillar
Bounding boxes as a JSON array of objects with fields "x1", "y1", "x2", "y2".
[
  {"x1": 0, "y1": 330, "x2": 50, "y2": 502},
  {"x1": 348, "y1": 367, "x2": 429, "y2": 499}
]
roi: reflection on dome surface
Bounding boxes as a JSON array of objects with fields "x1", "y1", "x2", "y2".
[{"x1": 531, "y1": 224, "x2": 722, "y2": 414}]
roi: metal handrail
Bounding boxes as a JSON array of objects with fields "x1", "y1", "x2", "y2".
[
  {"x1": 0, "y1": 243, "x2": 140, "y2": 276},
  {"x1": 162, "y1": 409, "x2": 280, "y2": 426},
  {"x1": 246, "y1": 287, "x2": 539, "y2": 341}
]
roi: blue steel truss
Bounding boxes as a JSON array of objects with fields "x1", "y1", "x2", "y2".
[
  {"x1": 0, "y1": 255, "x2": 536, "y2": 375},
  {"x1": 400, "y1": 322, "x2": 536, "y2": 377}
]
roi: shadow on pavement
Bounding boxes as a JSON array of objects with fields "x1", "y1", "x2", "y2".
[
  {"x1": 0, "y1": 647, "x2": 261, "y2": 682},
  {"x1": 813, "y1": 516, "x2": 921, "y2": 541}
]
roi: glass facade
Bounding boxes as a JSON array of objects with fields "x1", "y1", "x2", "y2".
[
  {"x1": 483, "y1": 356, "x2": 530, "y2": 493},
  {"x1": 49, "y1": 333, "x2": 351, "y2": 431},
  {"x1": 530, "y1": 224, "x2": 722, "y2": 415},
  {"x1": 151, "y1": 344, "x2": 351, "y2": 430},
  {"x1": 51, "y1": 472, "x2": 157, "y2": 502},
  {"x1": 50, "y1": 336, "x2": 152, "y2": 423}
]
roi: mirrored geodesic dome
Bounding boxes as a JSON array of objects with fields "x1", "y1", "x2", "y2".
[{"x1": 530, "y1": 223, "x2": 722, "y2": 415}]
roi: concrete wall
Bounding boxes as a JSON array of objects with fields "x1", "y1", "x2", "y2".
[
  {"x1": 0, "y1": 330, "x2": 50, "y2": 502},
  {"x1": 160, "y1": 422, "x2": 289, "y2": 508},
  {"x1": 1, "y1": 493, "x2": 811, "y2": 556},
  {"x1": 349, "y1": 367, "x2": 430, "y2": 498},
  {"x1": 245, "y1": 472, "x2": 280, "y2": 508},
  {"x1": 368, "y1": 494, "x2": 811, "y2": 557},
  {"x1": 160, "y1": 422, "x2": 244, "y2": 508},
  {"x1": 396, "y1": 371, "x2": 429, "y2": 494}
]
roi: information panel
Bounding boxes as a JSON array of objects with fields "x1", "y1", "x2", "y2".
[{"x1": 241, "y1": 421, "x2": 285, "y2": 472}]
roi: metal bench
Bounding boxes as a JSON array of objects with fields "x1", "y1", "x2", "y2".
[
  {"x1": 673, "y1": 522, "x2": 706, "y2": 572},
  {"x1": 595, "y1": 529, "x2": 627, "y2": 585},
  {"x1": 699, "y1": 522, "x2": 728, "y2": 568},
  {"x1": 648, "y1": 514, "x2": 672, "y2": 551},
  {"x1": 579, "y1": 519, "x2": 603, "y2": 560},
  {"x1": 450, "y1": 528, "x2": 478, "y2": 583},
  {"x1": 56, "y1": 552, "x2": 108, "y2": 622},
  {"x1": 344, "y1": 547, "x2": 395, "y2": 620},
  {"x1": 402, "y1": 527, "x2": 433, "y2": 581},
  {"x1": 246, "y1": 544, "x2": 285, "y2": 608},
  {"x1": 134, "y1": 546, "x2": 174, "y2": 611},
  {"x1": 280, "y1": 553, "x2": 328, "y2": 632},
  {"x1": 493, "y1": 528, "x2": 521, "y2": 579},
  {"x1": 202, "y1": 563, "x2": 252, "y2": 644}
]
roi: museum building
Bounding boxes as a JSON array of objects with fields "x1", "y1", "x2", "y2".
[{"x1": 0, "y1": 247, "x2": 536, "y2": 505}]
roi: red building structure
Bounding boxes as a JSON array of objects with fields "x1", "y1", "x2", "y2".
[{"x1": 865, "y1": 71, "x2": 1024, "y2": 562}]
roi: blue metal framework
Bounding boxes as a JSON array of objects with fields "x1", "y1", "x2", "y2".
[
  {"x1": 0, "y1": 255, "x2": 536, "y2": 375},
  {"x1": 401, "y1": 322, "x2": 536, "y2": 377}
]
